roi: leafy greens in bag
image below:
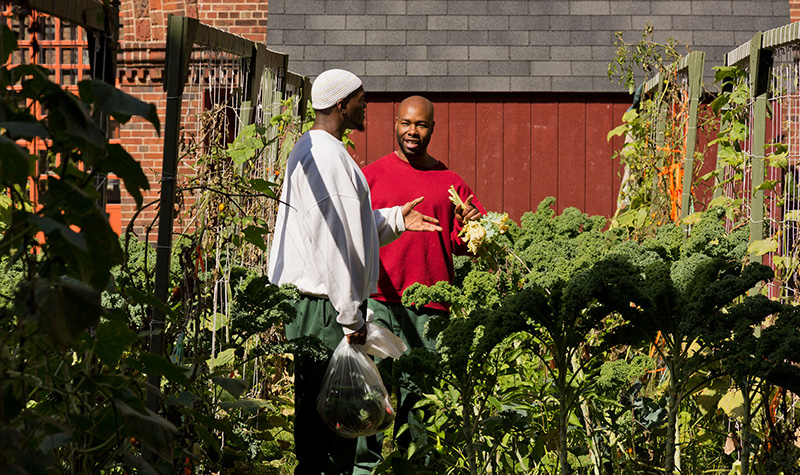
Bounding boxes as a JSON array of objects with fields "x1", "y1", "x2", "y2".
[{"x1": 316, "y1": 321, "x2": 406, "y2": 438}]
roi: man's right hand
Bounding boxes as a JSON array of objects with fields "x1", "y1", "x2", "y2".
[
  {"x1": 455, "y1": 194, "x2": 481, "y2": 222},
  {"x1": 346, "y1": 323, "x2": 367, "y2": 345}
]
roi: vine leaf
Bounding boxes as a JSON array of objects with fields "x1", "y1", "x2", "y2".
[
  {"x1": 95, "y1": 320, "x2": 139, "y2": 367},
  {"x1": 211, "y1": 377, "x2": 249, "y2": 399},
  {"x1": 78, "y1": 80, "x2": 160, "y2": 132},
  {"x1": 242, "y1": 225, "x2": 269, "y2": 250},
  {"x1": 22, "y1": 277, "x2": 102, "y2": 350},
  {"x1": 248, "y1": 178, "x2": 278, "y2": 199},
  {"x1": 753, "y1": 179, "x2": 779, "y2": 192},
  {"x1": 717, "y1": 390, "x2": 746, "y2": 420},
  {"x1": 747, "y1": 238, "x2": 778, "y2": 257},
  {"x1": 28, "y1": 215, "x2": 87, "y2": 252},
  {"x1": 0, "y1": 121, "x2": 50, "y2": 140},
  {"x1": 219, "y1": 398, "x2": 271, "y2": 413},
  {"x1": 105, "y1": 144, "x2": 150, "y2": 208},
  {"x1": 0, "y1": 135, "x2": 31, "y2": 186},
  {"x1": 130, "y1": 353, "x2": 191, "y2": 386},
  {"x1": 208, "y1": 348, "x2": 236, "y2": 369},
  {"x1": 0, "y1": 23, "x2": 16, "y2": 63},
  {"x1": 115, "y1": 400, "x2": 179, "y2": 461}
]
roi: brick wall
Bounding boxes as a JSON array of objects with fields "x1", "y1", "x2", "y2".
[
  {"x1": 117, "y1": 0, "x2": 268, "y2": 238},
  {"x1": 792, "y1": 0, "x2": 800, "y2": 21}
]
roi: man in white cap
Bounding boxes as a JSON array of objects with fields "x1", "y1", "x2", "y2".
[{"x1": 268, "y1": 69, "x2": 441, "y2": 474}]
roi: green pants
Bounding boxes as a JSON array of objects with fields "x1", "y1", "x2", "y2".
[
  {"x1": 285, "y1": 295, "x2": 357, "y2": 475},
  {"x1": 353, "y1": 299, "x2": 443, "y2": 475}
]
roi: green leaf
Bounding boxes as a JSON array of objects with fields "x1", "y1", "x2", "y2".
[
  {"x1": 699, "y1": 170, "x2": 717, "y2": 182},
  {"x1": 707, "y1": 195, "x2": 734, "y2": 209},
  {"x1": 79, "y1": 80, "x2": 160, "y2": 132},
  {"x1": 0, "y1": 121, "x2": 50, "y2": 140},
  {"x1": 114, "y1": 400, "x2": 179, "y2": 461},
  {"x1": 95, "y1": 320, "x2": 139, "y2": 367},
  {"x1": 211, "y1": 377, "x2": 249, "y2": 399},
  {"x1": 125, "y1": 287, "x2": 176, "y2": 319},
  {"x1": 785, "y1": 210, "x2": 800, "y2": 222},
  {"x1": 1, "y1": 24, "x2": 17, "y2": 63},
  {"x1": 38, "y1": 432, "x2": 72, "y2": 453},
  {"x1": 681, "y1": 212, "x2": 703, "y2": 226},
  {"x1": 249, "y1": 178, "x2": 278, "y2": 198},
  {"x1": 766, "y1": 152, "x2": 788, "y2": 169},
  {"x1": 718, "y1": 390, "x2": 745, "y2": 420},
  {"x1": 104, "y1": 144, "x2": 150, "y2": 208},
  {"x1": 242, "y1": 225, "x2": 268, "y2": 250},
  {"x1": 121, "y1": 451, "x2": 159, "y2": 475},
  {"x1": 21, "y1": 277, "x2": 103, "y2": 349},
  {"x1": 208, "y1": 347, "x2": 236, "y2": 369},
  {"x1": 219, "y1": 398, "x2": 272, "y2": 412},
  {"x1": 747, "y1": 238, "x2": 779, "y2": 257},
  {"x1": 135, "y1": 353, "x2": 190, "y2": 385},
  {"x1": 773, "y1": 255, "x2": 799, "y2": 273},
  {"x1": 203, "y1": 311, "x2": 228, "y2": 332},
  {"x1": 606, "y1": 123, "x2": 629, "y2": 141},
  {"x1": 754, "y1": 179, "x2": 779, "y2": 192},
  {"x1": 0, "y1": 135, "x2": 30, "y2": 186}
]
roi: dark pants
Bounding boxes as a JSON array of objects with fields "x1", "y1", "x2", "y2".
[
  {"x1": 286, "y1": 296, "x2": 358, "y2": 475},
  {"x1": 353, "y1": 299, "x2": 443, "y2": 475}
]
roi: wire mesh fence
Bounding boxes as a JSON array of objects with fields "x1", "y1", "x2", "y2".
[
  {"x1": 717, "y1": 27, "x2": 800, "y2": 303},
  {"x1": 146, "y1": 15, "x2": 311, "y2": 398}
]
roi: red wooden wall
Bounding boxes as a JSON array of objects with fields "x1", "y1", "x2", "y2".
[{"x1": 349, "y1": 92, "x2": 633, "y2": 223}]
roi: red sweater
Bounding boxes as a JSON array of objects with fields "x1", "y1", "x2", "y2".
[{"x1": 362, "y1": 153, "x2": 485, "y2": 311}]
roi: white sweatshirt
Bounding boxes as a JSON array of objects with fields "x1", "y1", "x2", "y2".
[{"x1": 268, "y1": 130, "x2": 405, "y2": 333}]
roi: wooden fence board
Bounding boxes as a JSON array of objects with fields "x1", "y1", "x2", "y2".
[
  {"x1": 503, "y1": 100, "x2": 531, "y2": 219},
  {"x1": 476, "y1": 101, "x2": 505, "y2": 212},
  {"x1": 585, "y1": 101, "x2": 615, "y2": 217},
  {"x1": 448, "y1": 100, "x2": 478, "y2": 191},
  {"x1": 531, "y1": 100, "x2": 559, "y2": 212},
  {"x1": 429, "y1": 99, "x2": 449, "y2": 168},
  {"x1": 558, "y1": 101, "x2": 587, "y2": 212}
]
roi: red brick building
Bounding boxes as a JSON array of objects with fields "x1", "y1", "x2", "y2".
[{"x1": 117, "y1": 0, "x2": 269, "y2": 237}]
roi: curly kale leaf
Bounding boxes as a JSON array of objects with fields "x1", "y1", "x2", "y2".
[
  {"x1": 402, "y1": 281, "x2": 463, "y2": 310},
  {"x1": 394, "y1": 346, "x2": 444, "y2": 394},
  {"x1": 597, "y1": 355, "x2": 655, "y2": 396},
  {"x1": 228, "y1": 269, "x2": 298, "y2": 339}
]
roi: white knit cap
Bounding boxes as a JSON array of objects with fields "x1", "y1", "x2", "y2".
[{"x1": 311, "y1": 69, "x2": 362, "y2": 110}]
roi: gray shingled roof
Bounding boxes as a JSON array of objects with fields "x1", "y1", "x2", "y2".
[{"x1": 266, "y1": 0, "x2": 790, "y2": 93}]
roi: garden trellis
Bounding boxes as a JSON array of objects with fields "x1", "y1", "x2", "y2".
[
  {"x1": 641, "y1": 50, "x2": 705, "y2": 226},
  {"x1": 718, "y1": 26, "x2": 800, "y2": 302},
  {"x1": 148, "y1": 14, "x2": 309, "y2": 407}
]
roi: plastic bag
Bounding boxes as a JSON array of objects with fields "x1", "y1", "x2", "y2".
[{"x1": 316, "y1": 320, "x2": 407, "y2": 438}]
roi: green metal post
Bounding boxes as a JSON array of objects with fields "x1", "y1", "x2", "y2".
[
  {"x1": 146, "y1": 14, "x2": 194, "y2": 423},
  {"x1": 241, "y1": 43, "x2": 267, "y2": 126},
  {"x1": 749, "y1": 32, "x2": 770, "y2": 263},
  {"x1": 681, "y1": 51, "x2": 705, "y2": 224}
]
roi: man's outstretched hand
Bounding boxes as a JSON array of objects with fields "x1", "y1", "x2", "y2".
[
  {"x1": 402, "y1": 197, "x2": 442, "y2": 232},
  {"x1": 455, "y1": 194, "x2": 481, "y2": 222}
]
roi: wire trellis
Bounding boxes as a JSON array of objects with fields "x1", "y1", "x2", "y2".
[
  {"x1": 146, "y1": 17, "x2": 310, "y2": 413},
  {"x1": 765, "y1": 46, "x2": 800, "y2": 301}
]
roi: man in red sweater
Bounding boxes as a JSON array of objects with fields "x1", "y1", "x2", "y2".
[{"x1": 357, "y1": 95, "x2": 483, "y2": 472}]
